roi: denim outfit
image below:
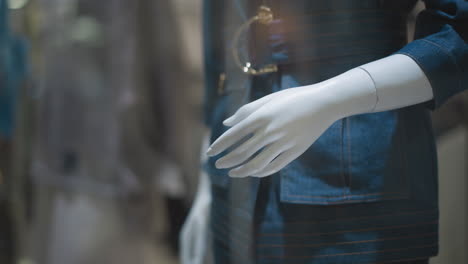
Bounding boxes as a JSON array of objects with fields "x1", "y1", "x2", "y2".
[{"x1": 202, "y1": 0, "x2": 468, "y2": 263}]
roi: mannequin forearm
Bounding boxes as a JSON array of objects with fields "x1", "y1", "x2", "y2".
[
  {"x1": 361, "y1": 54, "x2": 434, "y2": 112},
  {"x1": 322, "y1": 54, "x2": 434, "y2": 119},
  {"x1": 309, "y1": 68, "x2": 377, "y2": 119}
]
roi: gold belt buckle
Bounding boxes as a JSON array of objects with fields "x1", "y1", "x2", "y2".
[{"x1": 232, "y1": 5, "x2": 278, "y2": 76}]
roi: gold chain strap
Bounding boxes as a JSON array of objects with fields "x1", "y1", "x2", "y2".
[{"x1": 231, "y1": 6, "x2": 278, "y2": 76}]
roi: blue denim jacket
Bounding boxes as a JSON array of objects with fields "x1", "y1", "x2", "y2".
[{"x1": 203, "y1": 0, "x2": 468, "y2": 263}]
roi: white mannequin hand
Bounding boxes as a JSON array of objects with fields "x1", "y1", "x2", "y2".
[
  {"x1": 206, "y1": 68, "x2": 375, "y2": 178},
  {"x1": 206, "y1": 54, "x2": 433, "y2": 178},
  {"x1": 180, "y1": 132, "x2": 212, "y2": 264}
]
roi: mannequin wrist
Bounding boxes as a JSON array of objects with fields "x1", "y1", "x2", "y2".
[
  {"x1": 306, "y1": 54, "x2": 433, "y2": 119},
  {"x1": 317, "y1": 68, "x2": 378, "y2": 119},
  {"x1": 359, "y1": 54, "x2": 433, "y2": 112}
]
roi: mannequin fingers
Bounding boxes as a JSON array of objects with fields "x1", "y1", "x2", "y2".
[
  {"x1": 229, "y1": 142, "x2": 291, "y2": 178},
  {"x1": 207, "y1": 117, "x2": 261, "y2": 157},
  {"x1": 252, "y1": 148, "x2": 299, "y2": 177},
  {"x1": 215, "y1": 131, "x2": 280, "y2": 169},
  {"x1": 223, "y1": 93, "x2": 276, "y2": 126}
]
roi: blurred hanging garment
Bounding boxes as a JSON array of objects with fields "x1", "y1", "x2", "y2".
[
  {"x1": 0, "y1": 1, "x2": 28, "y2": 263},
  {"x1": 0, "y1": 0, "x2": 28, "y2": 139},
  {"x1": 9, "y1": 0, "x2": 195, "y2": 263}
]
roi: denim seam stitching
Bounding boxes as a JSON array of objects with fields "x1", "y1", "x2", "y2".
[
  {"x1": 212, "y1": 226, "x2": 438, "y2": 254},
  {"x1": 284, "y1": 190, "x2": 405, "y2": 198},
  {"x1": 399, "y1": 111, "x2": 410, "y2": 198},
  {"x1": 347, "y1": 117, "x2": 352, "y2": 195},
  {"x1": 280, "y1": 196, "x2": 408, "y2": 204},
  {"x1": 341, "y1": 119, "x2": 347, "y2": 200},
  {"x1": 211, "y1": 212, "x2": 439, "y2": 246},
  {"x1": 257, "y1": 232, "x2": 437, "y2": 248},
  {"x1": 258, "y1": 220, "x2": 438, "y2": 237},
  {"x1": 253, "y1": 209, "x2": 438, "y2": 225},
  {"x1": 211, "y1": 198, "x2": 438, "y2": 225},
  {"x1": 258, "y1": 243, "x2": 438, "y2": 259}
]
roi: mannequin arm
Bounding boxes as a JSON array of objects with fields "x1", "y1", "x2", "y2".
[
  {"x1": 206, "y1": 54, "x2": 433, "y2": 178},
  {"x1": 180, "y1": 130, "x2": 212, "y2": 264},
  {"x1": 192, "y1": 129, "x2": 212, "y2": 197}
]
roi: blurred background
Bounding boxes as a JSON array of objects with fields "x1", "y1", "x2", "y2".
[
  {"x1": 2, "y1": 0, "x2": 203, "y2": 263},
  {"x1": 0, "y1": 0, "x2": 467, "y2": 264}
]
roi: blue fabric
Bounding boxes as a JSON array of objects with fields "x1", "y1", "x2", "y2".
[
  {"x1": 397, "y1": 0, "x2": 468, "y2": 109},
  {"x1": 202, "y1": 0, "x2": 224, "y2": 126},
  {"x1": 0, "y1": 0, "x2": 28, "y2": 139},
  {"x1": 202, "y1": 0, "x2": 467, "y2": 263}
]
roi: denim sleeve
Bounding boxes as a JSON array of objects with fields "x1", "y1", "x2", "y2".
[{"x1": 397, "y1": 0, "x2": 468, "y2": 109}]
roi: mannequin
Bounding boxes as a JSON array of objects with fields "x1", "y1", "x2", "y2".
[
  {"x1": 182, "y1": 0, "x2": 468, "y2": 263},
  {"x1": 181, "y1": 55, "x2": 433, "y2": 264}
]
